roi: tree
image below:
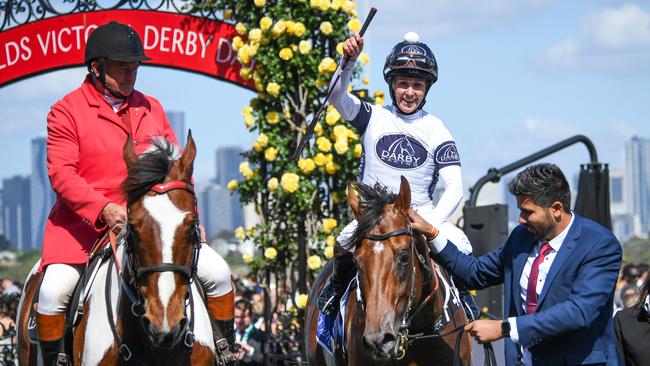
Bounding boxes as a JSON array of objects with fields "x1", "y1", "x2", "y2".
[{"x1": 200, "y1": 0, "x2": 380, "y2": 308}]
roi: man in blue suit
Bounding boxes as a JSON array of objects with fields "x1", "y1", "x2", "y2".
[{"x1": 410, "y1": 163, "x2": 621, "y2": 365}]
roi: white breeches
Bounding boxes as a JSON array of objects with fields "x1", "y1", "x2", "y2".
[
  {"x1": 37, "y1": 243, "x2": 232, "y2": 315},
  {"x1": 337, "y1": 205, "x2": 472, "y2": 255}
]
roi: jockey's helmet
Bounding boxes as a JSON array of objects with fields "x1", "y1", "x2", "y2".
[
  {"x1": 383, "y1": 32, "x2": 437, "y2": 113},
  {"x1": 84, "y1": 21, "x2": 150, "y2": 65}
]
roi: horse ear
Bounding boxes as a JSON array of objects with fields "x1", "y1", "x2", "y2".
[
  {"x1": 347, "y1": 183, "x2": 362, "y2": 219},
  {"x1": 179, "y1": 130, "x2": 196, "y2": 179},
  {"x1": 123, "y1": 135, "x2": 137, "y2": 168},
  {"x1": 394, "y1": 176, "x2": 411, "y2": 213}
]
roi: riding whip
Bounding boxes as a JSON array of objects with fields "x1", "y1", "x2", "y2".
[{"x1": 291, "y1": 6, "x2": 378, "y2": 161}]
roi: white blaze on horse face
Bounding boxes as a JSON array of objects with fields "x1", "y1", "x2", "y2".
[
  {"x1": 143, "y1": 193, "x2": 190, "y2": 332},
  {"x1": 373, "y1": 241, "x2": 384, "y2": 255}
]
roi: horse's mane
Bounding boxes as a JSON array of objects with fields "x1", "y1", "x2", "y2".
[
  {"x1": 342, "y1": 182, "x2": 396, "y2": 251},
  {"x1": 122, "y1": 138, "x2": 179, "y2": 205}
]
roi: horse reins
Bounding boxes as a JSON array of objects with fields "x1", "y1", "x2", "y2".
[
  {"x1": 105, "y1": 181, "x2": 202, "y2": 363},
  {"x1": 362, "y1": 224, "x2": 497, "y2": 366}
]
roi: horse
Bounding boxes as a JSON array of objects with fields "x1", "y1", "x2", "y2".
[
  {"x1": 305, "y1": 177, "x2": 472, "y2": 365},
  {"x1": 17, "y1": 133, "x2": 218, "y2": 365}
]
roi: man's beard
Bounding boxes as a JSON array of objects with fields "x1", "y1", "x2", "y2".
[{"x1": 526, "y1": 217, "x2": 554, "y2": 242}]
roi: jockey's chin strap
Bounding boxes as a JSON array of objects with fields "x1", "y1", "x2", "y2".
[{"x1": 105, "y1": 180, "x2": 201, "y2": 362}]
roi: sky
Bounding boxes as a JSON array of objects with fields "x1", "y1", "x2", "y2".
[{"x1": 1, "y1": 0, "x2": 649, "y2": 205}]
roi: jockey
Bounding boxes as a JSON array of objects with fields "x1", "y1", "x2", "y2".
[
  {"x1": 35, "y1": 21, "x2": 234, "y2": 365},
  {"x1": 317, "y1": 32, "x2": 478, "y2": 319}
]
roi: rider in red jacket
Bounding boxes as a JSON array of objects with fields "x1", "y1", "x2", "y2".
[{"x1": 35, "y1": 21, "x2": 235, "y2": 365}]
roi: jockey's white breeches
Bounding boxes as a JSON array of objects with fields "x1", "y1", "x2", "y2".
[
  {"x1": 337, "y1": 204, "x2": 473, "y2": 255},
  {"x1": 37, "y1": 243, "x2": 232, "y2": 315}
]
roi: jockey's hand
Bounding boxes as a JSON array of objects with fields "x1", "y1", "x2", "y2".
[
  {"x1": 100, "y1": 202, "x2": 127, "y2": 228},
  {"x1": 408, "y1": 208, "x2": 439, "y2": 241},
  {"x1": 464, "y1": 319, "x2": 505, "y2": 344},
  {"x1": 343, "y1": 33, "x2": 364, "y2": 62}
]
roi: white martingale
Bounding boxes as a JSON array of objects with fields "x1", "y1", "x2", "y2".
[
  {"x1": 190, "y1": 281, "x2": 216, "y2": 351},
  {"x1": 372, "y1": 241, "x2": 384, "y2": 255},
  {"x1": 143, "y1": 193, "x2": 190, "y2": 332}
]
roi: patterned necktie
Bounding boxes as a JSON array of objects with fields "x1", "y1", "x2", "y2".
[{"x1": 526, "y1": 242, "x2": 552, "y2": 314}]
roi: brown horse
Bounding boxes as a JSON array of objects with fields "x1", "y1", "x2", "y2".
[
  {"x1": 305, "y1": 177, "x2": 472, "y2": 365},
  {"x1": 17, "y1": 133, "x2": 217, "y2": 365}
]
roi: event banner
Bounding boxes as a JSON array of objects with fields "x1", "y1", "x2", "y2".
[{"x1": 0, "y1": 10, "x2": 253, "y2": 88}]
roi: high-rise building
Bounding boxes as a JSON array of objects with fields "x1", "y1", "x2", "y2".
[
  {"x1": 0, "y1": 190, "x2": 3, "y2": 236},
  {"x1": 216, "y1": 147, "x2": 243, "y2": 187},
  {"x1": 625, "y1": 136, "x2": 650, "y2": 236},
  {"x1": 610, "y1": 170, "x2": 626, "y2": 215},
  {"x1": 167, "y1": 111, "x2": 186, "y2": 147},
  {"x1": 198, "y1": 183, "x2": 242, "y2": 238},
  {"x1": 30, "y1": 137, "x2": 56, "y2": 248},
  {"x1": 2, "y1": 176, "x2": 31, "y2": 250}
]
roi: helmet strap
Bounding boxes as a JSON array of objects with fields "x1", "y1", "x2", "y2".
[{"x1": 90, "y1": 59, "x2": 127, "y2": 100}]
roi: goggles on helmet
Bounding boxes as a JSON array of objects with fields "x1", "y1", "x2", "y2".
[{"x1": 387, "y1": 54, "x2": 436, "y2": 73}]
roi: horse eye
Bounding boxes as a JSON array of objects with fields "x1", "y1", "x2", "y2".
[{"x1": 399, "y1": 251, "x2": 410, "y2": 265}]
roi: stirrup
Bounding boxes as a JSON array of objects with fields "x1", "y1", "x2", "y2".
[
  {"x1": 319, "y1": 291, "x2": 341, "y2": 316},
  {"x1": 55, "y1": 352, "x2": 70, "y2": 366},
  {"x1": 215, "y1": 338, "x2": 235, "y2": 365}
]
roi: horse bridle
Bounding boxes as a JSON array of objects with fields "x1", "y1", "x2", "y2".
[{"x1": 107, "y1": 180, "x2": 202, "y2": 362}]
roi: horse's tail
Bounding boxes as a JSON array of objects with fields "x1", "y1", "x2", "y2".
[{"x1": 303, "y1": 260, "x2": 333, "y2": 365}]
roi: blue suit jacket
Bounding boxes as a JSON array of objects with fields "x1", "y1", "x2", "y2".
[{"x1": 435, "y1": 213, "x2": 621, "y2": 365}]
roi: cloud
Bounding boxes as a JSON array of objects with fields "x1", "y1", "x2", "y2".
[
  {"x1": 365, "y1": 0, "x2": 556, "y2": 40},
  {"x1": 537, "y1": 4, "x2": 650, "y2": 75}
]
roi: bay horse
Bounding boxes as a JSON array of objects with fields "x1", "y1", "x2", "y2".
[
  {"x1": 305, "y1": 177, "x2": 472, "y2": 365},
  {"x1": 17, "y1": 133, "x2": 218, "y2": 365}
]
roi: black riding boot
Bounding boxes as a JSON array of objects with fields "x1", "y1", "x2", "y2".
[
  {"x1": 212, "y1": 318, "x2": 236, "y2": 365},
  {"x1": 318, "y1": 251, "x2": 355, "y2": 316},
  {"x1": 40, "y1": 340, "x2": 68, "y2": 366}
]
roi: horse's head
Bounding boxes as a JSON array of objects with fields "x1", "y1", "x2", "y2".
[
  {"x1": 347, "y1": 177, "x2": 427, "y2": 360},
  {"x1": 122, "y1": 132, "x2": 200, "y2": 349}
]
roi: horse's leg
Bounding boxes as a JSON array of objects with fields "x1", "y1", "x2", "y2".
[{"x1": 17, "y1": 266, "x2": 42, "y2": 366}]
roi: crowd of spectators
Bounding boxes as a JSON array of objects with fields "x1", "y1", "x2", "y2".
[
  {"x1": 614, "y1": 262, "x2": 650, "y2": 366},
  {"x1": 1, "y1": 278, "x2": 21, "y2": 366}
]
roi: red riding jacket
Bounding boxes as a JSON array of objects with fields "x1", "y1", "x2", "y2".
[{"x1": 40, "y1": 75, "x2": 178, "y2": 270}]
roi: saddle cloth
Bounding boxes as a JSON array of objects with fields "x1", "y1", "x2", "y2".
[{"x1": 316, "y1": 276, "x2": 358, "y2": 356}]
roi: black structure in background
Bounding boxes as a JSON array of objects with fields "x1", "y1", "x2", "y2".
[{"x1": 463, "y1": 134, "x2": 611, "y2": 317}]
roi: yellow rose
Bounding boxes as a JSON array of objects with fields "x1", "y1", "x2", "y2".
[
  {"x1": 326, "y1": 235, "x2": 336, "y2": 247},
  {"x1": 264, "y1": 247, "x2": 277, "y2": 260},
  {"x1": 295, "y1": 293, "x2": 308, "y2": 309},
  {"x1": 316, "y1": 136, "x2": 332, "y2": 152},
  {"x1": 331, "y1": 0, "x2": 344, "y2": 10},
  {"x1": 298, "y1": 158, "x2": 316, "y2": 174},
  {"x1": 239, "y1": 67, "x2": 251, "y2": 80},
  {"x1": 347, "y1": 18, "x2": 361, "y2": 32},
  {"x1": 336, "y1": 42, "x2": 344, "y2": 55},
  {"x1": 232, "y1": 36, "x2": 244, "y2": 51},
  {"x1": 321, "y1": 218, "x2": 337, "y2": 234},
  {"x1": 325, "y1": 161, "x2": 339, "y2": 175},
  {"x1": 239, "y1": 162, "x2": 254, "y2": 179},
  {"x1": 223, "y1": 9, "x2": 233, "y2": 20},
  {"x1": 264, "y1": 147, "x2": 278, "y2": 161},
  {"x1": 227, "y1": 179, "x2": 238, "y2": 190},
  {"x1": 256, "y1": 133, "x2": 268, "y2": 147},
  {"x1": 242, "y1": 253, "x2": 253, "y2": 264},
  {"x1": 280, "y1": 172, "x2": 300, "y2": 193},
  {"x1": 284, "y1": 20, "x2": 296, "y2": 35},
  {"x1": 235, "y1": 22, "x2": 247, "y2": 36},
  {"x1": 314, "y1": 122, "x2": 323, "y2": 136},
  {"x1": 283, "y1": 106, "x2": 291, "y2": 120},
  {"x1": 354, "y1": 143, "x2": 362, "y2": 158},
  {"x1": 375, "y1": 90, "x2": 384, "y2": 98},
  {"x1": 375, "y1": 96, "x2": 384, "y2": 105},
  {"x1": 249, "y1": 29, "x2": 262, "y2": 43},
  {"x1": 334, "y1": 139, "x2": 348, "y2": 155},
  {"x1": 293, "y1": 22, "x2": 306, "y2": 37},
  {"x1": 308, "y1": 255, "x2": 323, "y2": 270},
  {"x1": 363, "y1": 77, "x2": 369, "y2": 84},
  {"x1": 342, "y1": 0, "x2": 356, "y2": 14},
  {"x1": 242, "y1": 105, "x2": 253, "y2": 116},
  {"x1": 324, "y1": 246, "x2": 334, "y2": 259},
  {"x1": 237, "y1": 44, "x2": 251, "y2": 65},
  {"x1": 325, "y1": 108, "x2": 340, "y2": 125},
  {"x1": 279, "y1": 48, "x2": 293, "y2": 61},
  {"x1": 267, "y1": 177, "x2": 279, "y2": 192},
  {"x1": 314, "y1": 153, "x2": 328, "y2": 166},
  {"x1": 319, "y1": 0, "x2": 331, "y2": 11},
  {"x1": 234, "y1": 226, "x2": 245, "y2": 240},
  {"x1": 272, "y1": 21, "x2": 286, "y2": 36},
  {"x1": 315, "y1": 79, "x2": 327, "y2": 88},
  {"x1": 309, "y1": 0, "x2": 320, "y2": 8},
  {"x1": 254, "y1": 0, "x2": 266, "y2": 7},
  {"x1": 358, "y1": 53, "x2": 369, "y2": 64},
  {"x1": 266, "y1": 82, "x2": 281, "y2": 97},
  {"x1": 332, "y1": 124, "x2": 347, "y2": 139},
  {"x1": 253, "y1": 142, "x2": 263, "y2": 152},
  {"x1": 298, "y1": 40, "x2": 311, "y2": 54},
  {"x1": 266, "y1": 111, "x2": 280, "y2": 125},
  {"x1": 318, "y1": 57, "x2": 336, "y2": 74},
  {"x1": 320, "y1": 21, "x2": 333, "y2": 35},
  {"x1": 260, "y1": 17, "x2": 273, "y2": 31},
  {"x1": 244, "y1": 114, "x2": 254, "y2": 128},
  {"x1": 248, "y1": 43, "x2": 258, "y2": 57}
]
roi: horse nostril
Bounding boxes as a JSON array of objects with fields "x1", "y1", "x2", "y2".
[
  {"x1": 380, "y1": 333, "x2": 397, "y2": 355},
  {"x1": 363, "y1": 332, "x2": 397, "y2": 356}
]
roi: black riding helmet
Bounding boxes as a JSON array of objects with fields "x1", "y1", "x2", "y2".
[
  {"x1": 85, "y1": 21, "x2": 150, "y2": 98},
  {"x1": 383, "y1": 32, "x2": 438, "y2": 114}
]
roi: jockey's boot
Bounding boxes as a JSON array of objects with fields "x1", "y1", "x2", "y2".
[
  {"x1": 317, "y1": 251, "x2": 355, "y2": 316},
  {"x1": 36, "y1": 312, "x2": 69, "y2": 366},
  {"x1": 207, "y1": 292, "x2": 236, "y2": 365},
  {"x1": 456, "y1": 284, "x2": 480, "y2": 321}
]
